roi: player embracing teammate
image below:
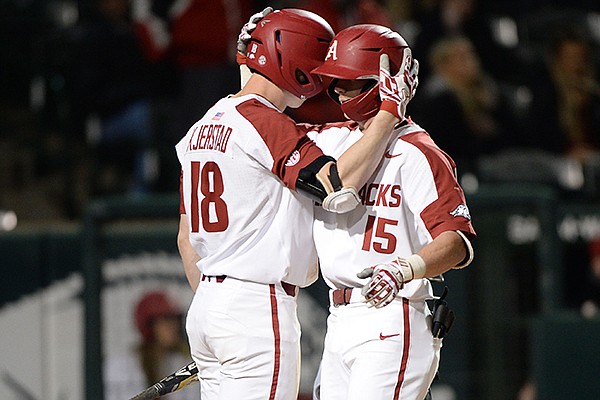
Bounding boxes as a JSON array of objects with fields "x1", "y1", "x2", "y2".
[
  {"x1": 177, "y1": 6, "x2": 476, "y2": 400},
  {"x1": 176, "y1": 7, "x2": 411, "y2": 400}
]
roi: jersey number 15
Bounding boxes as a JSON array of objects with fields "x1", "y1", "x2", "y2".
[
  {"x1": 190, "y1": 161, "x2": 229, "y2": 233},
  {"x1": 362, "y1": 215, "x2": 398, "y2": 254}
]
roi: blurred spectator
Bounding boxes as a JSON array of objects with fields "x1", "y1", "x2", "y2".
[
  {"x1": 133, "y1": 0, "x2": 256, "y2": 190},
  {"x1": 523, "y1": 28, "x2": 600, "y2": 165},
  {"x1": 295, "y1": 0, "x2": 347, "y2": 32},
  {"x1": 293, "y1": 0, "x2": 395, "y2": 29},
  {"x1": 410, "y1": 35, "x2": 517, "y2": 179},
  {"x1": 104, "y1": 290, "x2": 196, "y2": 400},
  {"x1": 350, "y1": 0, "x2": 396, "y2": 27},
  {"x1": 411, "y1": 0, "x2": 519, "y2": 83},
  {"x1": 72, "y1": 0, "x2": 160, "y2": 196}
]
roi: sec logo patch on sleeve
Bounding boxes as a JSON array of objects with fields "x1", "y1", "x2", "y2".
[{"x1": 285, "y1": 150, "x2": 301, "y2": 167}]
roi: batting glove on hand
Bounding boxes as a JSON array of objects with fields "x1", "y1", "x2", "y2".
[
  {"x1": 236, "y1": 6, "x2": 273, "y2": 64},
  {"x1": 357, "y1": 256, "x2": 425, "y2": 308},
  {"x1": 379, "y1": 51, "x2": 419, "y2": 121}
]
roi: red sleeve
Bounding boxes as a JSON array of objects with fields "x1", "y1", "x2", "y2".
[
  {"x1": 403, "y1": 133, "x2": 476, "y2": 240},
  {"x1": 179, "y1": 170, "x2": 186, "y2": 214},
  {"x1": 236, "y1": 100, "x2": 326, "y2": 190}
]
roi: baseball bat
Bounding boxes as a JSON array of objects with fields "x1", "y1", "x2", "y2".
[{"x1": 129, "y1": 361, "x2": 199, "y2": 400}]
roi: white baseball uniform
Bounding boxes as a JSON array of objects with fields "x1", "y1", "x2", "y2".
[
  {"x1": 176, "y1": 94, "x2": 326, "y2": 400},
  {"x1": 307, "y1": 118, "x2": 476, "y2": 400}
]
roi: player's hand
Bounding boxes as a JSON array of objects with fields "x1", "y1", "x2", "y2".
[
  {"x1": 379, "y1": 51, "x2": 419, "y2": 120},
  {"x1": 357, "y1": 260, "x2": 405, "y2": 308},
  {"x1": 236, "y1": 6, "x2": 274, "y2": 64},
  {"x1": 357, "y1": 257, "x2": 422, "y2": 308}
]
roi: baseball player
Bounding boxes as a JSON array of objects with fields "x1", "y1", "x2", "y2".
[
  {"x1": 304, "y1": 25, "x2": 477, "y2": 400},
  {"x1": 176, "y1": 9, "x2": 408, "y2": 400}
]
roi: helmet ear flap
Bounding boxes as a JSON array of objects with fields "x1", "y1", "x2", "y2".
[
  {"x1": 324, "y1": 78, "x2": 381, "y2": 122},
  {"x1": 340, "y1": 84, "x2": 381, "y2": 122}
]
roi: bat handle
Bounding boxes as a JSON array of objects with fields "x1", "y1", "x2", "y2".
[{"x1": 129, "y1": 383, "x2": 162, "y2": 400}]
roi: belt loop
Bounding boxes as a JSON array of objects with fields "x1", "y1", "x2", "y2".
[
  {"x1": 343, "y1": 288, "x2": 350, "y2": 305},
  {"x1": 201, "y1": 275, "x2": 227, "y2": 283}
]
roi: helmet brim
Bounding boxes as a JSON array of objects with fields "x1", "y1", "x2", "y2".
[{"x1": 312, "y1": 63, "x2": 377, "y2": 81}]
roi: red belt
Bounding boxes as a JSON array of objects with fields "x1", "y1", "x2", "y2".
[
  {"x1": 332, "y1": 287, "x2": 355, "y2": 306},
  {"x1": 201, "y1": 274, "x2": 227, "y2": 283},
  {"x1": 201, "y1": 275, "x2": 297, "y2": 297}
]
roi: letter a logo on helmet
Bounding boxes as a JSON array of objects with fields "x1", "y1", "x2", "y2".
[{"x1": 326, "y1": 40, "x2": 338, "y2": 61}]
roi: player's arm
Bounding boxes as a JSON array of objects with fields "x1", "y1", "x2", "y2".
[
  {"x1": 334, "y1": 110, "x2": 399, "y2": 190},
  {"x1": 177, "y1": 215, "x2": 201, "y2": 292},
  {"x1": 177, "y1": 172, "x2": 201, "y2": 291},
  {"x1": 417, "y1": 230, "x2": 474, "y2": 276},
  {"x1": 358, "y1": 151, "x2": 476, "y2": 307}
]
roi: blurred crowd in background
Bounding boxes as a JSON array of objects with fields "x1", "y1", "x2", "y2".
[
  {"x1": 1, "y1": 2, "x2": 600, "y2": 398},
  {"x1": 1, "y1": 0, "x2": 600, "y2": 221}
]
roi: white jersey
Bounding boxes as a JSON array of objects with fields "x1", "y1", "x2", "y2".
[
  {"x1": 176, "y1": 94, "x2": 324, "y2": 287},
  {"x1": 308, "y1": 119, "x2": 476, "y2": 301}
]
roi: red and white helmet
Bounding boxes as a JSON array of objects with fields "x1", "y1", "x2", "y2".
[
  {"x1": 245, "y1": 9, "x2": 334, "y2": 100},
  {"x1": 134, "y1": 291, "x2": 181, "y2": 343},
  {"x1": 312, "y1": 24, "x2": 411, "y2": 121}
]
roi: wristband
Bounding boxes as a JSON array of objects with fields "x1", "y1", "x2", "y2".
[{"x1": 406, "y1": 254, "x2": 426, "y2": 279}]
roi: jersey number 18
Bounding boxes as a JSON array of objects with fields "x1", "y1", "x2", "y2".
[{"x1": 190, "y1": 161, "x2": 229, "y2": 233}]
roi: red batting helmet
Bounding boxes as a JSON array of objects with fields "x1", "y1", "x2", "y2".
[
  {"x1": 312, "y1": 24, "x2": 411, "y2": 121},
  {"x1": 134, "y1": 291, "x2": 181, "y2": 343},
  {"x1": 245, "y1": 9, "x2": 334, "y2": 99}
]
